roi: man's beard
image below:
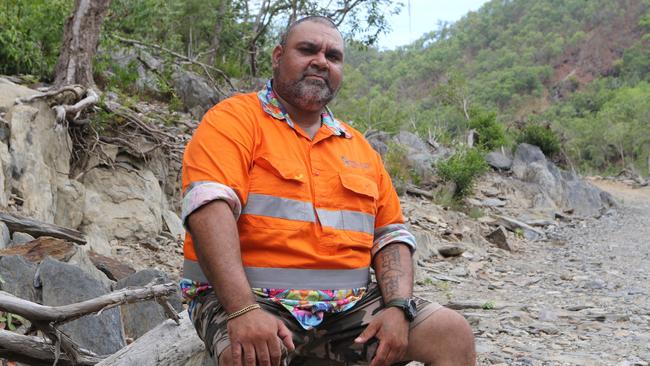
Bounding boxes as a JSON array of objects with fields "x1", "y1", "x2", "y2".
[{"x1": 273, "y1": 69, "x2": 338, "y2": 111}]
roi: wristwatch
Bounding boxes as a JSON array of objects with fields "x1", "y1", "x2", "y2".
[{"x1": 385, "y1": 298, "x2": 418, "y2": 321}]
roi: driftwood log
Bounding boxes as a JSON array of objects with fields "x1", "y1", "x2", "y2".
[
  {"x1": 0, "y1": 283, "x2": 179, "y2": 364},
  {"x1": 96, "y1": 310, "x2": 207, "y2": 366},
  {"x1": 0, "y1": 330, "x2": 100, "y2": 365},
  {"x1": 0, "y1": 211, "x2": 86, "y2": 244}
]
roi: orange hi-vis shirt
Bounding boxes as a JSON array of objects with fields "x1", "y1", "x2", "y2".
[{"x1": 181, "y1": 81, "x2": 416, "y2": 291}]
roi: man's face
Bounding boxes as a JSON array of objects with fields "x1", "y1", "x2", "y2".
[{"x1": 272, "y1": 21, "x2": 344, "y2": 112}]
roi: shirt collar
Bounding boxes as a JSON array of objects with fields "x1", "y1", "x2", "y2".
[{"x1": 257, "y1": 79, "x2": 351, "y2": 138}]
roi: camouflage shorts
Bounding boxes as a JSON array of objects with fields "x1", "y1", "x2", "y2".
[{"x1": 189, "y1": 283, "x2": 441, "y2": 365}]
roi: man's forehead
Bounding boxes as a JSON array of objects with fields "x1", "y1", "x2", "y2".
[{"x1": 286, "y1": 21, "x2": 344, "y2": 48}]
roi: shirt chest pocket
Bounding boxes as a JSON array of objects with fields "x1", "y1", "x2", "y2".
[
  {"x1": 318, "y1": 173, "x2": 377, "y2": 239},
  {"x1": 243, "y1": 156, "x2": 312, "y2": 230}
]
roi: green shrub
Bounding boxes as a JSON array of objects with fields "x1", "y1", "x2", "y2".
[
  {"x1": 0, "y1": 0, "x2": 72, "y2": 80},
  {"x1": 468, "y1": 109, "x2": 509, "y2": 150},
  {"x1": 517, "y1": 124, "x2": 561, "y2": 158},
  {"x1": 384, "y1": 142, "x2": 422, "y2": 189},
  {"x1": 437, "y1": 148, "x2": 489, "y2": 198}
]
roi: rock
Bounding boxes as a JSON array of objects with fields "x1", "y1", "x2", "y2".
[
  {"x1": 115, "y1": 269, "x2": 182, "y2": 340},
  {"x1": 66, "y1": 247, "x2": 114, "y2": 287},
  {"x1": 89, "y1": 250, "x2": 136, "y2": 281},
  {"x1": 393, "y1": 131, "x2": 430, "y2": 153},
  {"x1": 38, "y1": 257, "x2": 125, "y2": 355},
  {"x1": 496, "y1": 215, "x2": 545, "y2": 241},
  {"x1": 0, "y1": 141, "x2": 10, "y2": 207},
  {"x1": 582, "y1": 278, "x2": 607, "y2": 290},
  {"x1": 485, "y1": 151, "x2": 512, "y2": 171},
  {"x1": 0, "y1": 221, "x2": 10, "y2": 248},
  {"x1": 7, "y1": 94, "x2": 72, "y2": 222},
  {"x1": 0, "y1": 255, "x2": 37, "y2": 302},
  {"x1": 485, "y1": 226, "x2": 512, "y2": 251},
  {"x1": 103, "y1": 47, "x2": 165, "y2": 99},
  {"x1": 537, "y1": 308, "x2": 558, "y2": 322},
  {"x1": 171, "y1": 66, "x2": 220, "y2": 119},
  {"x1": 0, "y1": 236, "x2": 77, "y2": 262},
  {"x1": 11, "y1": 231, "x2": 35, "y2": 246},
  {"x1": 482, "y1": 198, "x2": 507, "y2": 207},
  {"x1": 162, "y1": 209, "x2": 185, "y2": 240},
  {"x1": 481, "y1": 186, "x2": 501, "y2": 197},
  {"x1": 511, "y1": 143, "x2": 615, "y2": 217},
  {"x1": 81, "y1": 167, "x2": 164, "y2": 251},
  {"x1": 54, "y1": 176, "x2": 85, "y2": 229},
  {"x1": 438, "y1": 244, "x2": 465, "y2": 257}
]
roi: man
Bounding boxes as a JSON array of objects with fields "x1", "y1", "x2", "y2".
[{"x1": 180, "y1": 16, "x2": 475, "y2": 366}]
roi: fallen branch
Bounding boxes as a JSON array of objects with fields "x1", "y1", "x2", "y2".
[
  {"x1": 0, "y1": 211, "x2": 86, "y2": 244},
  {"x1": 15, "y1": 85, "x2": 84, "y2": 105},
  {"x1": 0, "y1": 330, "x2": 101, "y2": 366},
  {"x1": 96, "y1": 310, "x2": 206, "y2": 366},
  {"x1": 0, "y1": 283, "x2": 177, "y2": 324},
  {"x1": 405, "y1": 185, "x2": 434, "y2": 199},
  {"x1": 0, "y1": 283, "x2": 179, "y2": 365}
]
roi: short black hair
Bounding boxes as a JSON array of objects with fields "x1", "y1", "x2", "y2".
[{"x1": 280, "y1": 16, "x2": 340, "y2": 47}]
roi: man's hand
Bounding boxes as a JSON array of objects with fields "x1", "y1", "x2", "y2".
[
  {"x1": 227, "y1": 308, "x2": 295, "y2": 366},
  {"x1": 354, "y1": 307, "x2": 410, "y2": 366}
]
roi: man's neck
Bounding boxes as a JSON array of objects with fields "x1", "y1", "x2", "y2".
[{"x1": 274, "y1": 92, "x2": 323, "y2": 139}]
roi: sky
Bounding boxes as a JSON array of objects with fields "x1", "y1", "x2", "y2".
[{"x1": 377, "y1": 0, "x2": 491, "y2": 49}]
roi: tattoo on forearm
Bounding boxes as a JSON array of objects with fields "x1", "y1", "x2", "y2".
[{"x1": 377, "y1": 245, "x2": 404, "y2": 300}]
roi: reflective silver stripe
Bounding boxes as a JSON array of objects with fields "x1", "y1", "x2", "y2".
[
  {"x1": 184, "y1": 259, "x2": 209, "y2": 283},
  {"x1": 242, "y1": 193, "x2": 316, "y2": 222},
  {"x1": 183, "y1": 260, "x2": 370, "y2": 289},
  {"x1": 245, "y1": 267, "x2": 369, "y2": 289},
  {"x1": 374, "y1": 223, "x2": 409, "y2": 239},
  {"x1": 316, "y1": 208, "x2": 375, "y2": 234}
]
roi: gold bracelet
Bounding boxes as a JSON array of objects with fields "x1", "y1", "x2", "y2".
[{"x1": 227, "y1": 303, "x2": 261, "y2": 321}]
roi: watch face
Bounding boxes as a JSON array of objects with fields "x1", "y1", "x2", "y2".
[{"x1": 406, "y1": 299, "x2": 417, "y2": 321}]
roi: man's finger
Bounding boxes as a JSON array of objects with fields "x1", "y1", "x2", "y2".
[
  {"x1": 231, "y1": 343, "x2": 243, "y2": 366},
  {"x1": 242, "y1": 343, "x2": 256, "y2": 366},
  {"x1": 355, "y1": 322, "x2": 379, "y2": 344},
  {"x1": 267, "y1": 338, "x2": 282, "y2": 366},
  {"x1": 277, "y1": 321, "x2": 295, "y2": 351},
  {"x1": 254, "y1": 340, "x2": 271, "y2": 366},
  {"x1": 369, "y1": 341, "x2": 389, "y2": 366}
]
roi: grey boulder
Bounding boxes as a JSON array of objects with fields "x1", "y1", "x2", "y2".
[{"x1": 38, "y1": 257, "x2": 125, "y2": 355}]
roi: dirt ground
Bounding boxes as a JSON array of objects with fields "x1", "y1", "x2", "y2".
[{"x1": 413, "y1": 179, "x2": 650, "y2": 365}]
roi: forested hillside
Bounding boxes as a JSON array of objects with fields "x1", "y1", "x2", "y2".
[{"x1": 333, "y1": 0, "x2": 650, "y2": 173}]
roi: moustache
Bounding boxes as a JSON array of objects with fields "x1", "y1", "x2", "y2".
[{"x1": 301, "y1": 71, "x2": 330, "y2": 86}]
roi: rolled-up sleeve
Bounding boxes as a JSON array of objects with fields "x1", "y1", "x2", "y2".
[
  {"x1": 181, "y1": 99, "x2": 256, "y2": 226},
  {"x1": 371, "y1": 152, "x2": 417, "y2": 257}
]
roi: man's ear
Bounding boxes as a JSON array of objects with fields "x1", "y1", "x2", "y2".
[{"x1": 272, "y1": 45, "x2": 283, "y2": 68}]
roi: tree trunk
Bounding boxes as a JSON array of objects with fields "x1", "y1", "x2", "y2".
[
  {"x1": 53, "y1": 0, "x2": 111, "y2": 87},
  {"x1": 208, "y1": 0, "x2": 229, "y2": 66}
]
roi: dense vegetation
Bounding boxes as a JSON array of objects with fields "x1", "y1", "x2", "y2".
[
  {"x1": 333, "y1": 0, "x2": 650, "y2": 173},
  {"x1": 2, "y1": 0, "x2": 649, "y2": 175}
]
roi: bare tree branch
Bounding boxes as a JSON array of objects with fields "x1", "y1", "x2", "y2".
[
  {"x1": 113, "y1": 35, "x2": 236, "y2": 92},
  {"x1": 0, "y1": 283, "x2": 177, "y2": 324}
]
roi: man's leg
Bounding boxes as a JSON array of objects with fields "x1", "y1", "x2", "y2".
[{"x1": 402, "y1": 307, "x2": 476, "y2": 366}]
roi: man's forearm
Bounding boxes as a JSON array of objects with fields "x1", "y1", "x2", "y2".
[
  {"x1": 372, "y1": 243, "x2": 414, "y2": 302},
  {"x1": 187, "y1": 200, "x2": 255, "y2": 313}
]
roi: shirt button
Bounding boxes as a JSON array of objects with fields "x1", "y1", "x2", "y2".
[{"x1": 313, "y1": 170, "x2": 320, "y2": 176}]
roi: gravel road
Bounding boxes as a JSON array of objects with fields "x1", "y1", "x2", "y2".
[{"x1": 416, "y1": 180, "x2": 650, "y2": 366}]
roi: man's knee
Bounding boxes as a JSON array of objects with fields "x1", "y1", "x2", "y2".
[
  {"x1": 218, "y1": 346, "x2": 232, "y2": 366},
  {"x1": 408, "y1": 307, "x2": 476, "y2": 365}
]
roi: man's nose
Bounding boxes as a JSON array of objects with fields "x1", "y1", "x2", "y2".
[{"x1": 310, "y1": 52, "x2": 328, "y2": 69}]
